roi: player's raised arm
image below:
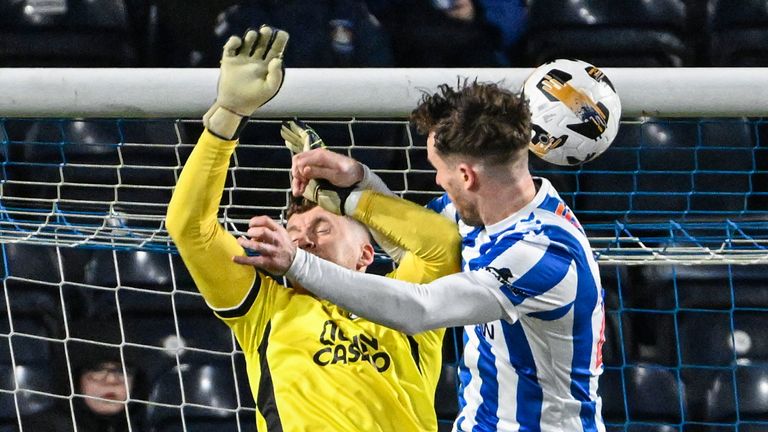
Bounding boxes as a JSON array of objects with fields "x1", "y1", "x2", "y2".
[
  {"x1": 232, "y1": 142, "x2": 500, "y2": 334},
  {"x1": 282, "y1": 121, "x2": 462, "y2": 273},
  {"x1": 285, "y1": 127, "x2": 418, "y2": 263},
  {"x1": 166, "y1": 26, "x2": 288, "y2": 309}
]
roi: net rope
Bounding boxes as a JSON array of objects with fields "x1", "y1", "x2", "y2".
[
  {"x1": 1, "y1": 115, "x2": 767, "y2": 431},
  {"x1": 1, "y1": 117, "x2": 766, "y2": 264}
]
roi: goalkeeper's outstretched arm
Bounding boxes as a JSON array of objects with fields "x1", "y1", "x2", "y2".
[{"x1": 166, "y1": 26, "x2": 288, "y2": 309}]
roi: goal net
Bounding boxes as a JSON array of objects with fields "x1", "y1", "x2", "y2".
[{"x1": 1, "y1": 68, "x2": 767, "y2": 431}]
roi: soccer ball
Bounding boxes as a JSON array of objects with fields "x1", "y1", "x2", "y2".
[{"x1": 522, "y1": 59, "x2": 621, "y2": 166}]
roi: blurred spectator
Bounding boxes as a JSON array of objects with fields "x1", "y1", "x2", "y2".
[
  {"x1": 366, "y1": 0, "x2": 509, "y2": 66},
  {"x1": 478, "y1": 0, "x2": 528, "y2": 65},
  {"x1": 20, "y1": 318, "x2": 145, "y2": 432},
  {"x1": 0, "y1": 0, "x2": 149, "y2": 67},
  {"x1": 205, "y1": 0, "x2": 394, "y2": 67}
]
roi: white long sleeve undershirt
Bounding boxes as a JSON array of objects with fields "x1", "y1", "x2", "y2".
[{"x1": 286, "y1": 248, "x2": 506, "y2": 335}]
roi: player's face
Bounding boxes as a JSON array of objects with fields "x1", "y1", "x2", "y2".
[
  {"x1": 426, "y1": 132, "x2": 482, "y2": 226},
  {"x1": 287, "y1": 206, "x2": 368, "y2": 271},
  {"x1": 79, "y1": 361, "x2": 133, "y2": 416}
]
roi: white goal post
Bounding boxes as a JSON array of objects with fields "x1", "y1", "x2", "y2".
[{"x1": 1, "y1": 67, "x2": 767, "y2": 118}]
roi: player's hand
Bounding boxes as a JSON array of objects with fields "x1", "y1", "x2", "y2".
[
  {"x1": 204, "y1": 26, "x2": 289, "y2": 139},
  {"x1": 291, "y1": 148, "x2": 364, "y2": 197},
  {"x1": 233, "y1": 215, "x2": 296, "y2": 275},
  {"x1": 282, "y1": 120, "x2": 364, "y2": 215}
]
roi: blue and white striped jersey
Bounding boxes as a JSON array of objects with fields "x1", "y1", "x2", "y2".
[{"x1": 426, "y1": 177, "x2": 606, "y2": 432}]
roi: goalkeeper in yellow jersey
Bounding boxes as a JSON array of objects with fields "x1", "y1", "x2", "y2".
[{"x1": 165, "y1": 25, "x2": 461, "y2": 431}]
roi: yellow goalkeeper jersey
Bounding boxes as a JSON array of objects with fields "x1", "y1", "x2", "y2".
[{"x1": 167, "y1": 130, "x2": 461, "y2": 431}]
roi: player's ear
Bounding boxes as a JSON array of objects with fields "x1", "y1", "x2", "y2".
[
  {"x1": 458, "y1": 163, "x2": 478, "y2": 191},
  {"x1": 356, "y1": 243, "x2": 375, "y2": 271}
]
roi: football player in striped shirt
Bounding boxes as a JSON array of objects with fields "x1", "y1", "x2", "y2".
[
  {"x1": 167, "y1": 26, "x2": 462, "y2": 430},
  {"x1": 244, "y1": 81, "x2": 606, "y2": 431}
]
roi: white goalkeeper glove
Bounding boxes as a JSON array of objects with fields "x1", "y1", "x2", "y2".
[
  {"x1": 204, "y1": 25, "x2": 289, "y2": 140},
  {"x1": 282, "y1": 119, "x2": 358, "y2": 216}
]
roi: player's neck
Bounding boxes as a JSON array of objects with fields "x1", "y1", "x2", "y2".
[{"x1": 478, "y1": 171, "x2": 537, "y2": 226}]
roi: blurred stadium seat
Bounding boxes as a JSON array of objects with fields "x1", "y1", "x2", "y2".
[
  {"x1": 81, "y1": 249, "x2": 225, "y2": 350},
  {"x1": 117, "y1": 291, "x2": 232, "y2": 353},
  {"x1": 1, "y1": 244, "x2": 65, "y2": 342},
  {"x1": 84, "y1": 249, "x2": 175, "y2": 292},
  {"x1": 146, "y1": 358, "x2": 244, "y2": 431},
  {"x1": 709, "y1": 0, "x2": 768, "y2": 66},
  {"x1": 578, "y1": 121, "x2": 698, "y2": 217},
  {"x1": 624, "y1": 365, "x2": 686, "y2": 423},
  {"x1": 601, "y1": 265, "x2": 635, "y2": 367},
  {"x1": 704, "y1": 365, "x2": 768, "y2": 424},
  {"x1": 526, "y1": 0, "x2": 691, "y2": 66},
  {"x1": 0, "y1": 363, "x2": 58, "y2": 420},
  {"x1": 1, "y1": 119, "x2": 121, "y2": 212},
  {"x1": 599, "y1": 367, "x2": 626, "y2": 424},
  {"x1": 695, "y1": 120, "x2": 757, "y2": 212},
  {"x1": 678, "y1": 311, "x2": 768, "y2": 367}
]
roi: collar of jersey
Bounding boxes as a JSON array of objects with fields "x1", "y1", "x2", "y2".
[{"x1": 484, "y1": 176, "x2": 550, "y2": 236}]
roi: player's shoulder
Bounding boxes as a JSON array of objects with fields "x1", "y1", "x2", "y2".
[
  {"x1": 485, "y1": 178, "x2": 587, "y2": 254},
  {"x1": 531, "y1": 178, "x2": 586, "y2": 234},
  {"x1": 426, "y1": 193, "x2": 460, "y2": 223}
]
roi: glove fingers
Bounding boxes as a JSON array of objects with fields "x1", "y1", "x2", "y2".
[
  {"x1": 241, "y1": 29, "x2": 260, "y2": 58},
  {"x1": 283, "y1": 136, "x2": 304, "y2": 153},
  {"x1": 265, "y1": 58, "x2": 285, "y2": 90},
  {"x1": 287, "y1": 120, "x2": 313, "y2": 150},
  {"x1": 282, "y1": 121, "x2": 310, "y2": 154},
  {"x1": 281, "y1": 122, "x2": 304, "y2": 154},
  {"x1": 284, "y1": 138, "x2": 304, "y2": 154},
  {"x1": 280, "y1": 123, "x2": 302, "y2": 143},
  {"x1": 265, "y1": 29, "x2": 290, "y2": 62},
  {"x1": 288, "y1": 120, "x2": 325, "y2": 151},
  {"x1": 222, "y1": 35, "x2": 242, "y2": 59},
  {"x1": 288, "y1": 119, "x2": 308, "y2": 135},
  {"x1": 251, "y1": 25, "x2": 272, "y2": 59}
]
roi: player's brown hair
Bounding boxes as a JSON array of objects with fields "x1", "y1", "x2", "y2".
[
  {"x1": 410, "y1": 79, "x2": 531, "y2": 166},
  {"x1": 285, "y1": 196, "x2": 317, "y2": 220}
]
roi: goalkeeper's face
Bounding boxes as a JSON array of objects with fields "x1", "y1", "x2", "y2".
[{"x1": 287, "y1": 206, "x2": 374, "y2": 272}]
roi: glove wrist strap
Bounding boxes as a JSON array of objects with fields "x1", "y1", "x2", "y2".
[{"x1": 203, "y1": 105, "x2": 249, "y2": 140}]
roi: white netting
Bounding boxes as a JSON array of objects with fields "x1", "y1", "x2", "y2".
[{"x1": 1, "y1": 116, "x2": 767, "y2": 264}]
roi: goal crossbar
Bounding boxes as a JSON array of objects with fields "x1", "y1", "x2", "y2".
[{"x1": 1, "y1": 68, "x2": 767, "y2": 118}]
